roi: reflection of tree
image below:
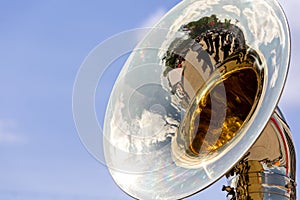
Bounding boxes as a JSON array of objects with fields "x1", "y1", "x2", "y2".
[
  {"x1": 184, "y1": 15, "x2": 219, "y2": 39},
  {"x1": 162, "y1": 38, "x2": 189, "y2": 76},
  {"x1": 162, "y1": 15, "x2": 248, "y2": 77},
  {"x1": 182, "y1": 15, "x2": 231, "y2": 37}
]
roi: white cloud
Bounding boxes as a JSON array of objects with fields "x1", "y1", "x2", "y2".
[
  {"x1": 0, "y1": 119, "x2": 26, "y2": 145},
  {"x1": 130, "y1": 8, "x2": 167, "y2": 49},
  {"x1": 279, "y1": 0, "x2": 300, "y2": 31},
  {"x1": 139, "y1": 8, "x2": 166, "y2": 28}
]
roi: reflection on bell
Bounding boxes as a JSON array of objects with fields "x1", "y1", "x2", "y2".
[
  {"x1": 224, "y1": 111, "x2": 296, "y2": 199},
  {"x1": 103, "y1": 0, "x2": 296, "y2": 199}
]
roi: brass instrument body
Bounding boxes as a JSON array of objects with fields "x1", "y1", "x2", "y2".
[
  {"x1": 224, "y1": 109, "x2": 296, "y2": 199},
  {"x1": 103, "y1": 0, "x2": 296, "y2": 199}
]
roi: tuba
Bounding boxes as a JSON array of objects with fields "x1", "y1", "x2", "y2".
[{"x1": 103, "y1": 0, "x2": 296, "y2": 199}]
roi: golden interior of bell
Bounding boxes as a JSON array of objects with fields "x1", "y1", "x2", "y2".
[{"x1": 186, "y1": 64, "x2": 260, "y2": 157}]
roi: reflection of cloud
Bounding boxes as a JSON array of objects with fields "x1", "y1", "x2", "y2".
[
  {"x1": 0, "y1": 120, "x2": 26, "y2": 144},
  {"x1": 104, "y1": 90, "x2": 178, "y2": 174},
  {"x1": 223, "y1": 5, "x2": 241, "y2": 16},
  {"x1": 243, "y1": 2, "x2": 286, "y2": 47},
  {"x1": 108, "y1": 93, "x2": 176, "y2": 154}
]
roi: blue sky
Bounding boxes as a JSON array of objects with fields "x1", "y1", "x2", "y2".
[{"x1": 0, "y1": 1, "x2": 299, "y2": 199}]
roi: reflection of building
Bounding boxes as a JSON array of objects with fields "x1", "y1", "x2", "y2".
[
  {"x1": 182, "y1": 45, "x2": 210, "y2": 100},
  {"x1": 167, "y1": 68, "x2": 185, "y2": 99},
  {"x1": 167, "y1": 68, "x2": 183, "y2": 89}
]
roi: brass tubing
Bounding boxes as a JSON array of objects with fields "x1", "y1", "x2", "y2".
[{"x1": 224, "y1": 109, "x2": 296, "y2": 200}]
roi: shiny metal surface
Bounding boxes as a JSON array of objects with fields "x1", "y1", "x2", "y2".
[
  {"x1": 103, "y1": 0, "x2": 292, "y2": 199},
  {"x1": 224, "y1": 109, "x2": 296, "y2": 200}
]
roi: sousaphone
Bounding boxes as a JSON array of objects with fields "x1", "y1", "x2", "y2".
[{"x1": 103, "y1": 0, "x2": 296, "y2": 199}]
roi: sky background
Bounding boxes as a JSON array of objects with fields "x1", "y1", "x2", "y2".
[{"x1": 0, "y1": 1, "x2": 299, "y2": 199}]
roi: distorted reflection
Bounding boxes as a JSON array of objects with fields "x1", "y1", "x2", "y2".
[
  {"x1": 103, "y1": 0, "x2": 292, "y2": 199},
  {"x1": 162, "y1": 15, "x2": 264, "y2": 166},
  {"x1": 223, "y1": 112, "x2": 296, "y2": 199}
]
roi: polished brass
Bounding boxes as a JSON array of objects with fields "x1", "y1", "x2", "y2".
[
  {"x1": 103, "y1": 0, "x2": 295, "y2": 199},
  {"x1": 185, "y1": 57, "x2": 261, "y2": 157},
  {"x1": 224, "y1": 110, "x2": 296, "y2": 200},
  {"x1": 170, "y1": 15, "x2": 265, "y2": 167}
]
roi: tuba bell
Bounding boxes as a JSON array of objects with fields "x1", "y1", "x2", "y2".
[{"x1": 103, "y1": 0, "x2": 296, "y2": 199}]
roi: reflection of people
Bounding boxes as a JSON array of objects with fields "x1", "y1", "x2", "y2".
[
  {"x1": 233, "y1": 38, "x2": 240, "y2": 52},
  {"x1": 194, "y1": 43, "x2": 214, "y2": 73},
  {"x1": 203, "y1": 33, "x2": 210, "y2": 52},
  {"x1": 220, "y1": 30, "x2": 227, "y2": 48},
  {"x1": 236, "y1": 52, "x2": 242, "y2": 64},
  {"x1": 222, "y1": 185, "x2": 236, "y2": 200},
  {"x1": 208, "y1": 32, "x2": 214, "y2": 55},
  {"x1": 223, "y1": 41, "x2": 231, "y2": 60},
  {"x1": 163, "y1": 15, "x2": 250, "y2": 83},
  {"x1": 213, "y1": 33, "x2": 220, "y2": 63},
  {"x1": 223, "y1": 65, "x2": 227, "y2": 73}
]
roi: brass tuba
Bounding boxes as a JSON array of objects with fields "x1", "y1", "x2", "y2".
[{"x1": 103, "y1": 0, "x2": 296, "y2": 199}]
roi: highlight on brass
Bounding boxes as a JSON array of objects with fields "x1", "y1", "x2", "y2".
[
  {"x1": 102, "y1": 0, "x2": 296, "y2": 199},
  {"x1": 167, "y1": 15, "x2": 264, "y2": 166}
]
